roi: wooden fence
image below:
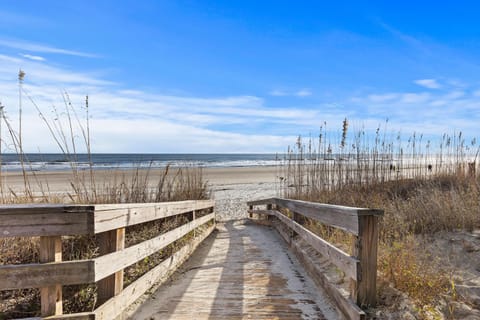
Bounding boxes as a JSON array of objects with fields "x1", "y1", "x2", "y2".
[
  {"x1": 247, "y1": 197, "x2": 383, "y2": 320},
  {"x1": 0, "y1": 200, "x2": 215, "y2": 319}
]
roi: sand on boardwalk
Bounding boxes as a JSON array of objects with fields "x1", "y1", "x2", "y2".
[{"x1": 203, "y1": 167, "x2": 281, "y2": 221}]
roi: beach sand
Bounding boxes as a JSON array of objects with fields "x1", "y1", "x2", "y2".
[
  {"x1": 0, "y1": 166, "x2": 282, "y2": 220},
  {"x1": 204, "y1": 167, "x2": 281, "y2": 220}
]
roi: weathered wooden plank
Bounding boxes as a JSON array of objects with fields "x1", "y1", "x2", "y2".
[
  {"x1": 351, "y1": 215, "x2": 379, "y2": 307},
  {"x1": 94, "y1": 213, "x2": 214, "y2": 281},
  {"x1": 0, "y1": 204, "x2": 93, "y2": 212},
  {"x1": 255, "y1": 209, "x2": 359, "y2": 280},
  {"x1": 0, "y1": 260, "x2": 94, "y2": 290},
  {"x1": 248, "y1": 198, "x2": 383, "y2": 235},
  {"x1": 273, "y1": 198, "x2": 361, "y2": 235},
  {"x1": 95, "y1": 224, "x2": 215, "y2": 320},
  {"x1": 94, "y1": 200, "x2": 214, "y2": 211},
  {"x1": 0, "y1": 201, "x2": 215, "y2": 237},
  {"x1": 40, "y1": 236, "x2": 63, "y2": 317},
  {"x1": 0, "y1": 206, "x2": 94, "y2": 237},
  {"x1": 248, "y1": 198, "x2": 383, "y2": 217},
  {"x1": 129, "y1": 221, "x2": 329, "y2": 319},
  {"x1": 272, "y1": 221, "x2": 365, "y2": 320},
  {"x1": 246, "y1": 198, "x2": 276, "y2": 206},
  {"x1": 19, "y1": 313, "x2": 95, "y2": 320},
  {"x1": 94, "y1": 200, "x2": 215, "y2": 233},
  {"x1": 96, "y1": 228, "x2": 125, "y2": 306},
  {"x1": 43, "y1": 312, "x2": 95, "y2": 319}
]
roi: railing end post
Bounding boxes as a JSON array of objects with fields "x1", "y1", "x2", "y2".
[{"x1": 351, "y1": 214, "x2": 379, "y2": 307}]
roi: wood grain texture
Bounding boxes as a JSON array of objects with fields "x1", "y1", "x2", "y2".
[
  {"x1": 0, "y1": 205, "x2": 94, "y2": 237},
  {"x1": 247, "y1": 197, "x2": 383, "y2": 236},
  {"x1": 96, "y1": 228, "x2": 125, "y2": 306},
  {"x1": 0, "y1": 200, "x2": 214, "y2": 237},
  {"x1": 43, "y1": 312, "x2": 95, "y2": 319},
  {"x1": 351, "y1": 215, "x2": 379, "y2": 307},
  {"x1": 19, "y1": 314, "x2": 95, "y2": 320},
  {"x1": 94, "y1": 200, "x2": 215, "y2": 233},
  {"x1": 40, "y1": 236, "x2": 63, "y2": 317},
  {"x1": 254, "y1": 209, "x2": 359, "y2": 281},
  {"x1": 95, "y1": 225, "x2": 215, "y2": 320},
  {"x1": 129, "y1": 221, "x2": 328, "y2": 320},
  {"x1": 250, "y1": 198, "x2": 383, "y2": 314},
  {"x1": 272, "y1": 221, "x2": 365, "y2": 320},
  {"x1": 94, "y1": 213, "x2": 214, "y2": 281},
  {"x1": 0, "y1": 260, "x2": 94, "y2": 290}
]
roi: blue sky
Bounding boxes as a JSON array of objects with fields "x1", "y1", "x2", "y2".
[{"x1": 0, "y1": 1, "x2": 480, "y2": 152}]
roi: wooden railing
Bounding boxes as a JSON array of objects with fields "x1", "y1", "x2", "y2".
[
  {"x1": 247, "y1": 198, "x2": 383, "y2": 320},
  {"x1": 0, "y1": 200, "x2": 215, "y2": 319}
]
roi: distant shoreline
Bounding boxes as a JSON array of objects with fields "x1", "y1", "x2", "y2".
[{"x1": 0, "y1": 153, "x2": 282, "y2": 172}]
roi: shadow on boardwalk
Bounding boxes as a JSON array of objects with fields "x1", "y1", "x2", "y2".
[{"x1": 128, "y1": 220, "x2": 332, "y2": 319}]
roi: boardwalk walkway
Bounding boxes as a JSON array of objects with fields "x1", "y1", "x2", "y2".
[{"x1": 128, "y1": 220, "x2": 337, "y2": 319}]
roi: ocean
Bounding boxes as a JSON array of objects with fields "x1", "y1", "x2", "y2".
[
  {"x1": 0, "y1": 153, "x2": 282, "y2": 172},
  {"x1": 1, "y1": 153, "x2": 469, "y2": 173}
]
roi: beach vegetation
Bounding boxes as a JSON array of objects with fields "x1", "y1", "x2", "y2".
[
  {"x1": 0, "y1": 71, "x2": 209, "y2": 318},
  {"x1": 281, "y1": 120, "x2": 480, "y2": 318}
]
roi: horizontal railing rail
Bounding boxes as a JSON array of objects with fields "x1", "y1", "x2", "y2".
[
  {"x1": 0, "y1": 199, "x2": 216, "y2": 320},
  {"x1": 247, "y1": 197, "x2": 383, "y2": 320}
]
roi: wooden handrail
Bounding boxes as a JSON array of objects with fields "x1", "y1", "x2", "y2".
[
  {"x1": 248, "y1": 197, "x2": 382, "y2": 235},
  {"x1": 247, "y1": 197, "x2": 383, "y2": 320},
  {"x1": 0, "y1": 200, "x2": 214, "y2": 237},
  {"x1": 0, "y1": 200, "x2": 216, "y2": 319}
]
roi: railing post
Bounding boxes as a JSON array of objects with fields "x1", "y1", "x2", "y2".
[
  {"x1": 40, "y1": 236, "x2": 63, "y2": 316},
  {"x1": 351, "y1": 214, "x2": 380, "y2": 307},
  {"x1": 248, "y1": 205, "x2": 253, "y2": 218},
  {"x1": 97, "y1": 228, "x2": 125, "y2": 305},
  {"x1": 289, "y1": 211, "x2": 299, "y2": 240},
  {"x1": 193, "y1": 210, "x2": 196, "y2": 237},
  {"x1": 212, "y1": 206, "x2": 216, "y2": 228},
  {"x1": 266, "y1": 203, "x2": 272, "y2": 222}
]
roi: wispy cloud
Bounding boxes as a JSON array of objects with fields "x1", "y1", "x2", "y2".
[
  {"x1": 296, "y1": 88, "x2": 312, "y2": 97},
  {"x1": 0, "y1": 38, "x2": 97, "y2": 58},
  {"x1": 367, "y1": 93, "x2": 399, "y2": 103},
  {"x1": 0, "y1": 52, "x2": 323, "y2": 152},
  {"x1": 0, "y1": 54, "x2": 112, "y2": 86},
  {"x1": 269, "y1": 89, "x2": 287, "y2": 96},
  {"x1": 269, "y1": 88, "x2": 313, "y2": 97},
  {"x1": 351, "y1": 81, "x2": 480, "y2": 138},
  {"x1": 414, "y1": 79, "x2": 441, "y2": 89},
  {"x1": 376, "y1": 21, "x2": 430, "y2": 54},
  {"x1": 400, "y1": 92, "x2": 430, "y2": 103},
  {"x1": 20, "y1": 53, "x2": 45, "y2": 61}
]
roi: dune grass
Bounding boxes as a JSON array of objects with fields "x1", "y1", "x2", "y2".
[{"x1": 281, "y1": 119, "x2": 480, "y2": 318}]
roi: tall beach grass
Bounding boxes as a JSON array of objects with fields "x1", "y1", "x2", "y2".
[
  {"x1": 0, "y1": 71, "x2": 210, "y2": 318},
  {"x1": 281, "y1": 119, "x2": 480, "y2": 318}
]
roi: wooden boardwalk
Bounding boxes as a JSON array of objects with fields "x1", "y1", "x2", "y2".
[
  {"x1": 128, "y1": 221, "x2": 337, "y2": 320},
  {"x1": 0, "y1": 199, "x2": 381, "y2": 319}
]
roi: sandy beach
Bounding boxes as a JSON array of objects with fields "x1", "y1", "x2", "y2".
[{"x1": 0, "y1": 166, "x2": 281, "y2": 221}]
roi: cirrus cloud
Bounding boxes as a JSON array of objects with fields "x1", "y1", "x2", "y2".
[{"x1": 414, "y1": 79, "x2": 441, "y2": 89}]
